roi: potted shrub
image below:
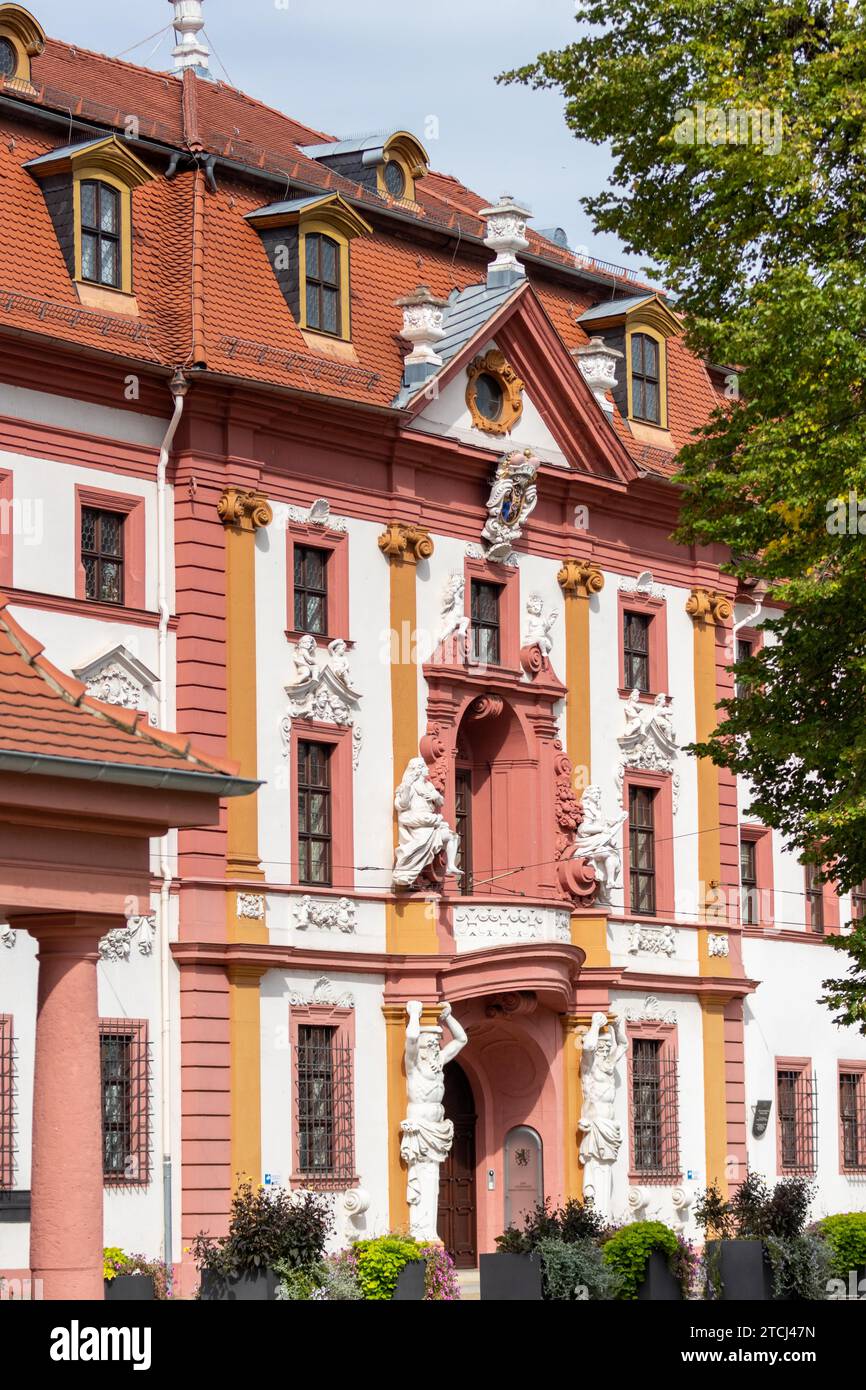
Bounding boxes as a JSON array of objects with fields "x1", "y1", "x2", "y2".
[
  {"x1": 537, "y1": 1236, "x2": 615, "y2": 1301},
  {"x1": 352, "y1": 1235, "x2": 426, "y2": 1300},
  {"x1": 485, "y1": 1198, "x2": 604, "y2": 1301},
  {"x1": 193, "y1": 1181, "x2": 332, "y2": 1301},
  {"x1": 696, "y1": 1172, "x2": 828, "y2": 1301},
  {"x1": 815, "y1": 1213, "x2": 866, "y2": 1298},
  {"x1": 103, "y1": 1248, "x2": 168, "y2": 1301},
  {"x1": 601, "y1": 1220, "x2": 693, "y2": 1300}
]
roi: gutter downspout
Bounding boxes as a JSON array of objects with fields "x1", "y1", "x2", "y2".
[{"x1": 157, "y1": 369, "x2": 189, "y2": 1275}]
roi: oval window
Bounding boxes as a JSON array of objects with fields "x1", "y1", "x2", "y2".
[
  {"x1": 0, "y1": 38, "x2": 17, "y2": 78},
  {"x1": 474, "y1": 372, "x2": 504, "y2": 423},
  {"x1": 384, "y1": 160, "x2": 406, "y2": 198}
]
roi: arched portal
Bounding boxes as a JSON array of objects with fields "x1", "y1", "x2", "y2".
[
  {"x1": 438, "y1": 1060, "x2": 478, "y2": 1267},
  {"x1": 455, "y1": 697, "x2": 536, "y2": 897}
]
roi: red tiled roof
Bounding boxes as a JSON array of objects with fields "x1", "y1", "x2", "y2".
[
  {"x1": 0, "y1": 32, "x2": 720, "y2": 475},
  {"x1": 0, "y1": 593, "x2": 240, "y2": 781}
]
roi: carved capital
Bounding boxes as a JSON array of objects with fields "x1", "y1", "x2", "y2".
[
  {"x1": 557, "y1": 557, "x2": 604, "y2": 598},
  {"x1": 217, "y1": 486, "x2": 273, "y2": 532},
  {"x1": 377, "y1": 521, "x2": 434, "y2": 564},
  {"x1": 685, "y1": 587, "x2": 732, "y2": 626}
]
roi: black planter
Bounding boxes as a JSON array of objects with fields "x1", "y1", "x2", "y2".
[
  {"x1": 636, "y1": 1250, "x2": 683, "y2": 1301},
  {"x1": 391, "y1": 1260, "x2": 426, "y2": 1301},
  {"x1": 480, "y1": 1252, "x2": 543, "y2": 1302},
  {"x1": 199, "y1": 1267, "x2": 278, "y2": 1301},
  {"x1": 707, "y1": 1240, "x2": 774, "y2": 1301},
  {"x1": 104, "y1": 1274, "x2": 156, "y2": 1302}
]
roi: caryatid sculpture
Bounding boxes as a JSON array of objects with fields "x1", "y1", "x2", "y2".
[
  {"x1": 578, "y1": 1010, "x2": 629, "y2": 1219},
  {"x1": 400, "y1": 1000, "x2": 468, "y2": 1241},
  {"x1": 392, "y1": 756, "x2": 461, "y2": 889}
]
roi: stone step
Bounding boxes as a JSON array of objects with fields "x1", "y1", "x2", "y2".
[{"x1": 456, "y1": 1268, "x2": 481, "y2": 1301}]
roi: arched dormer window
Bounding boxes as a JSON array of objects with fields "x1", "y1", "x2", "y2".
[
  {"x1": 304, "y1": 232, "x2": 341, "y2": 337},
  {"x1": 630, "y1": 332, "x2": 660, "y2": 424},
  {"x1": 80, "y1": 180, "x2": 121, "y2": 289},
  {"x1": 0, "y1": 4, "x2": 45, "y2": 88}
]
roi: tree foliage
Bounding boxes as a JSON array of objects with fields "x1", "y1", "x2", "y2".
[{"x1": 502, "y1": 1, "x2": 866, "y2": 1029}]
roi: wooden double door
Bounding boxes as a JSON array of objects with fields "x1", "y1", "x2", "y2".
[{"x1": 437, "y1": 1061, "x2": 478, "y2": 1268}]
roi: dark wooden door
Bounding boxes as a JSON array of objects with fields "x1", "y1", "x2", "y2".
[{"x1": 438, "y1": 1062, "x2": 477, "y2": 1267}]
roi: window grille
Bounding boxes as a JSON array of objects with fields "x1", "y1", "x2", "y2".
[
  {"x1": 295, "y1": 1025, "x2": 354, "y2": 1187},
  {"x1": 470, "y1": 581, "x2": 501, "y2": 665},
  {"x1": 99, "y1": 1020, "x2": 150, "y2": 1186},
  {"x1": 777, "y1": 1067, "x2": 818, "y2": 1174},
  {"x1": 630, "y1": 1037, "x2": 680, "y2": 1179},
  {"x1": 0, "y1": 1015, "x2": 15, "y2": 1191},
  {"x1": 623, "y1": 611, "x2": 650, "y2": 692},
  {"x1": 840, "y1": 1072, "x2": 866, "y2": 1172}
]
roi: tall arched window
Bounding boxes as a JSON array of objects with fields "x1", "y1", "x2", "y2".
[
  {"x1": 80, "y1": 180, "x2": 121, "y2": 288},
  {"x1": 631, "y1": 332, "x2": 660, "y2": 424},
  {"x1": 304, "y1": 233, "x2": 342, "y2": 336}
]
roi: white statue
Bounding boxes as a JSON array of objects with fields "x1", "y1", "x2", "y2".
[
  {"x1": 523, "y1": 592, "x2": 557, "y2": 657},
  {"x1": 648, "y1": 692, "x2": 676, "y2": 742},
  {"x1": 440, "y1": 573, "x2": 470, "y2": 646},
  {"x1": 574, "y1": 786, "x2": 627, "y2": 906},
  {"x1": 481, "y1": 449, "x2": 539, "y2": 561},
  {"x1": 291, "y1": 633, "x2": 318, "y2": 685},
  {"x1": 399, "y1": 1000, "x2": 468, "y2": 1241},
  {"x1": 622, "y1": 688, "x2": 645, "y2": 739},
  {"x1": 393, "y1": 756, "x2": 461, "y2": 889},
  {"x1": 578, "y1": 1010, "x2": 628, "y2": 1219},
  {"x1": 327, "y1": 638, "x2": 351, "y2": 686}
]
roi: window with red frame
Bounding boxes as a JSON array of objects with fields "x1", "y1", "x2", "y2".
[
  {"x1": 470, "y1": 580, "x2": 501, "y2": 665},
  {"x1": 777, "y1": 1065, "x2": 818, "y2": 1174},
  {"x1": 455, "y1": 767, "x2": 474, "y2": 895},
  {"x1": 297, "y1": 740, "x2": 332, "y2": 886},
  {"x1": 740, "y1": 838, "x2": 758, "y2": 926},
  {"x1": 81, "y1": 506, "x2": 124, "y2": 605},
  {"x1": 840, "y1": 1070, "x2": 866, "y2": 1172},
  {"x1": 293, "y1": 545, "x2": 328, "y2": 635},
  {"x1": 623, "y1": 611, "x2": 651, "y2": 693},
  {"x1": 0, "y1": 1015, "x2": 14, "y2": 1191},
  {"x1": 630, "y1": 1036, "x2": 680, "y2": 1178},
  {"x1": 805, "y1": 865, "x2": 824, "y2": 935},
  {"x1": 629, "y1": 785, "x2": 657, "y2": 915},
  {"x1": 99, "y1": 1020, "x2": 150, "y2": 1186},
  {"x1": 851, "y1": 882, "x2": 866, "y2": 921},
  {"x1": 295, "y1": 1024, "x2": 354, "y2": 1185}
]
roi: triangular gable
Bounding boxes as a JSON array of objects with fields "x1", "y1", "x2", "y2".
[{"x1": 400, "y1": 283, "x2": 638, "y2": 486}]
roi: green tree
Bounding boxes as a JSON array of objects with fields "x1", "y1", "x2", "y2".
[{"x1": 502, "y1": 1, "x2": 866, "y2": 1028}]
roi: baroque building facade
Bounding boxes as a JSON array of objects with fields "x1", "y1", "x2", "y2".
[{"x1": 0, "y1": 3, "x2": 864, "y2": 1295}]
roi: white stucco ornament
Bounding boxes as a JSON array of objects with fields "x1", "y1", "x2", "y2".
[
  {"x1": 572, "y1": 336, "x2": 623, "y2": 416},
  {"x1": 396, "y1": 286, "x2": 448, "y2": 369},
  {"x1": 453, "y1": 905, "x2": 570, "y2": 946},
  {"x1": 479, "y1": 194, "x2": 530, "y2": 280},
  {"x1": 74, "y1": 645, "x2": 159, "y2": 725},
  {"x1": 237, "y1": 894, "x2": 265, "y2": 921},
  {"x1": 522, "y1": 592, "x2": 557, "y2": 662},
  {"x1": 293, "y1": 895, "x2": 356, "y2": 933},
  {"x1": 708, "y1": 933, "x2": 730, "y2": 957},
  {"x1": 289, "y1": 976, "x2": 354, "y2": 1009},
  {"x1": 578, "y1": 1011, "x2": 628, "y2": 1219},
  {"x1": 439, "y1": 572, "x2": 470, "y2": 647},
  {"x1": 283, "y1": 635, "x2": 363, "y2": 766},
  {"x1": 482, "y1": 450, "x2": 539, "y2": 562},
  {"x1": 574, "y1": 786, "x2": 627, "y2": 906},
  {"x1": 285, "y1": 498, "x2": 347, "y2": 531},
  {"x1": 0, "y1": 922, "x2": 16, "y2": 949},
  {"x1": 393, "y1": 756, "x2": 461, "y2": 890},
  {"x1": 626, "y1": 995, "x2": 676, "y2": 1025},
  {"x1": 616, "y1": 690, "x2": 680, "y2": 810},
  {"x1": 628, "y1": 923, "x2": 676, "y2": 957},
  {"x1": 98, "y1": 914, "x2": 155, "y2": 962},
  {"x1": 400, "y1": 1000, "x2": 468, "y2": 1241}
]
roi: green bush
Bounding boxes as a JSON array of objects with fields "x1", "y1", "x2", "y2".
[
  {"x1": 765, "y1": 1234, "x2": 833, "y2": 1301},
  {"x1": 274, "y1": 1262, "x2": 324, "y2": 1300},
  {"x1": 816, "y1": 1213, "x2": 866, "y2": 1281},
  {"x1": 538, "y1": 1237, "x2": 615, "y2": 1301},
  {"x1": 354, "y1": 1236, "x2": 421, "y2": 1300},
  {"x1": 601, "y1": 1221, "x2": 680, "y2": 1300},
  {"x1": 190, "y1": 1181, "x2": 333, "y2": 1277},
  {"x1": 495, "y1": 1197, "x2": 606, "y2": 1254}
]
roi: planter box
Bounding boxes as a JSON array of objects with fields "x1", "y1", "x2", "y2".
[
  {"x1": 637, "y1": 1250, "x2": 683, "y2": 1301},
  {"x1": 199, "y1": 1267, "x2": 278, "y2": 1302},
  {"x1": 104, "y1": 1274, "x2": 156, "y2": 1302},
  {"x1": 707, "y1": 1240, "x2": 774, "y2": 1301},
  {"x1": 391, "y1": 1260, "x2": 426, "y2": 1301},
  {"x1": 480, "y1": 1252, "x2": 542, "y2": 1302}
]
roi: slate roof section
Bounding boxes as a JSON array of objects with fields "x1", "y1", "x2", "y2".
[
  {"x1": 577, "y1": 294, "x2": 655, "y2": 322},
  {"x1": 392, "y1": 279, "x2": 525, "y2": 407},
  {"x1": 0, "y1": 594, "x2": 255, "y2": 794}
]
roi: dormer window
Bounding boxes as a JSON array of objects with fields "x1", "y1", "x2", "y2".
[
  {"x1": 0, "y1": 36, "x2": 15, "y2": 75},
  {"x1": 246, "y1": 192, "x2": 372, "y2": 346},
  {"x1": 305, "y1": 233, "x2": 341, "y2": 337},
  {"x1": 383, "y1": 159, "x2": 406, "y2": 199},
  {"x1": 296, "y1": 131, "x2": 429, "y2": 204},
  {"x1": 631, "y1": 333, "x2": 660, "y2": 424},
  {"x1": 80, "y1": 181, "x2": 121, "y2": 289},
  {"x1": 0, "y1": 4, "x2": 45, "y2": 88}
]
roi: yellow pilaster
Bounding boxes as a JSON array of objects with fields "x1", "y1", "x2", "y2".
[
  {"x1": 561, "y1": 1014, "x2": 584, "y2": 1200},
  {"x1": 383, "y1": 1004, "x2": 410, "y2": 1232},
  {"x1": 700, "y1": 993, "x2": 730, "y2": 1196},
  {"x1": 557, "y1": 557, "x2": 604, "y2": 784},
  {"x1": 218, "y1": 486, "x2": 272, "y2": 1191},
  {"x1": 386, "y1": 899, "x2": 439, "y2": 955},
  {"x1": 379, "y1": 521, "x2": 434, "y2": 808},
  {"x1": 572, "y1": 913, "x2": 610, "y2": 967}
]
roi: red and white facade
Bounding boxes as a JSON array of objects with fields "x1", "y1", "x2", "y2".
[{"x1": 0, "y1": 4, "x2": 864, "y2": 1297}]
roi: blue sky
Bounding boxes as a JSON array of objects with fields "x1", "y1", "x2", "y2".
[{"x1": 30, "y1": 0, "x2": 641, "y2": 275}]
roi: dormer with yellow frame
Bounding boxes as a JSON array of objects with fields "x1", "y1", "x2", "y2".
[
  {"x1": 246, "y1": 192, "x2": 373, "y2": 348},
  {"x1": 25, "y1": 135, "x2": 155, "y2": 312},
  {"x1": 577, "y1": 292, "x2": 681, "y2": 443},
  {"x1": 0, "y1": 4, "x2": 45, "y2": 89}
]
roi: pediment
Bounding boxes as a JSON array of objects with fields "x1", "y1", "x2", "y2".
[{"x1": 73, "y1": 644, "x2": 159, "y2": 719}]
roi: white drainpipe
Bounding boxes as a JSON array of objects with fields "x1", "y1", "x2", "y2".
[{"x1": 156, "y1": 369, "x2": 188, "y2": 1270}]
